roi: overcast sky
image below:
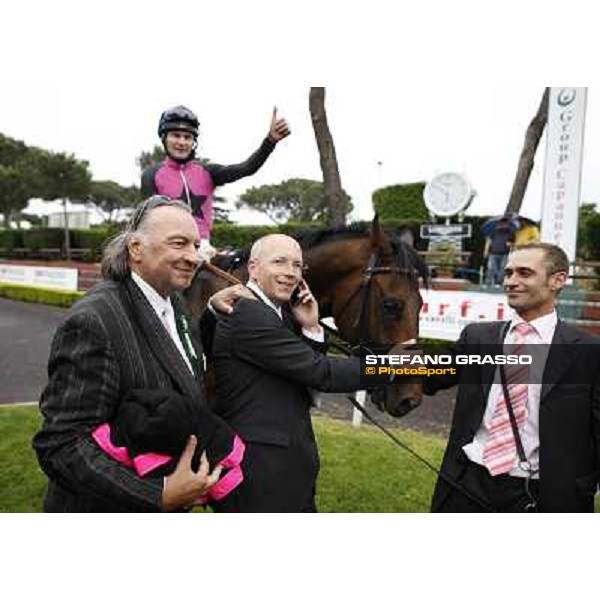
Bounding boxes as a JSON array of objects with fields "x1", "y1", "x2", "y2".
[
  {"x1": 4, "y1": 85, "x2": 598, "y2": 225},
  {"x1": 1, "y1": 3, "x2": 598, "y2": 225}
]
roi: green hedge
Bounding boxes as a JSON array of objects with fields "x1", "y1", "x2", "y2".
[
  {"x1": 0, "y1": 216, "x2": 492, "y2": 267},
  {"x1": 22, "y1": 228, "x2": 64, "y2": 250},
  {"x1": 372, "y1": 183, "x2": 429, "y2": 221},
  {"x1": 0, "y1": 283, "x2": 83, "y2": 308},
  {"x1": 211, "y1": 224, "x2": 279, "y2": 249},
  {"x1": 70, "y1": 227, "x2": 119, "y2": 261},
  {"x1": 579, "y1": 213, "x2": 600, "y2": 261},
  {"x1": 0, "y1": 229, "x2": 24, "y2": 250}
]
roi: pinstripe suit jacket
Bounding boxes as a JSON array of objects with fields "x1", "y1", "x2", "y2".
[{"x1": 33, "y1": 277, "x2": 208, "y2": 512}]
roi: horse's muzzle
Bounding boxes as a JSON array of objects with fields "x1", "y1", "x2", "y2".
[{"x1": 370, "y1": 385, "x2": 422, "y2": 418}]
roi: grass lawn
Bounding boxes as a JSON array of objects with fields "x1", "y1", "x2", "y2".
[
  {"x1": 0, "y1": 405, "x2": 47, "y2": 512},
  {"x1": 315, "y1": 418, "x2": 443, "y2": 512},
  {"x1": 0, "y1": 405, "x2": 446, "y2": 513},
  {"x1": 3, "y1": 405, "x2": 598, "y2": 512}
]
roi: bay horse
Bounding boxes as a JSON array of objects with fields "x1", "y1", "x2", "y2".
[{"x1": 185, "y1": 215, "x2": 428, "y2": 417}]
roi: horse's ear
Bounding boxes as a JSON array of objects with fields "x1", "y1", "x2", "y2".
[{"x1": 370, "y1": 213, "x2": 391, "y2": 252}]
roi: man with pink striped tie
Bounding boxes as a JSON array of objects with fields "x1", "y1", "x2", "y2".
[{"x1": 423, "y1": 243, "x2": 600, "y2": 512}]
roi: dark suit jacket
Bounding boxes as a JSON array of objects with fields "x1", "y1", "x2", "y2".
[
  {"x1": 33, "y1": 277, "x2": 210, "y2": 512},
  {"x1": 212, "y1": 297, "x2": 362, "y2": 512},
  {"x1": 426, "y1": 320, "x2": 600, "y2": 512}
]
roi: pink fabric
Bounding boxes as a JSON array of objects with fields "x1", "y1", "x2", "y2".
[
  {"x1": 91, "y1": 424, "x2": 133, "y2": 467},
  {"x1": 196, "y1": 465, "x2": 244, "y2": 505},
  {"x1": 483, "y1": 322, "x2": 536, "y2": 475},
  {"x1": 92, "y1": 426, "x2": 245, "y2": 503},
  {"x1": 91, "y1": 423, "x2": 173, "y2": 476},
  {"x1": 220, "y1": 435, "x2": 245, "y2": 468},
  {"x1": 195, "y1": 435, "x2": 246, "y2": 505},
  {"x1": 155, "y1": 159, "x2": 215, "y2": 239},
  {"x1": 133, "y1": 453, "x2": 173, "y2": 477}
]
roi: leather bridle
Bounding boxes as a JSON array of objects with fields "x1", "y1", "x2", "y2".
[{"x1": 330, "y1": 249, "x2": 418, "y2": 356}]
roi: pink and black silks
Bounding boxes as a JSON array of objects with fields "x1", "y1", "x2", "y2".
[{"x1": 91, "y1": 389, "x2": 244, "y2": 505}]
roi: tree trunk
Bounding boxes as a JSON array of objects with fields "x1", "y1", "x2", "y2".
[
  {"x1": 62, "y1": 197, "x2": 71, "y2": 261},
  {"x1": 3, "y1": 211, "x2": 11, "y2": 229},
  {"x1": 309, "y1": 87, "x2": 346, "y2": 227},
  {"x1": 504, "y1": 88, "x2": 550, "y2": 216}
]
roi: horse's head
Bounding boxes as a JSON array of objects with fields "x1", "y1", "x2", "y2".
[{"x1": 303, "y1": 215, "x2": 428, "y2": 417}]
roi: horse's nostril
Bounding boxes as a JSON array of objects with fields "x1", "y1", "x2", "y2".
[{"x1": 388, "y1": 396, "x2": 422, "y2": 418}]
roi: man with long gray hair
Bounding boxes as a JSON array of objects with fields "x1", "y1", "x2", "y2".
[{"x1": 33, "y1": 196, "x2": 250, "y2": 511}]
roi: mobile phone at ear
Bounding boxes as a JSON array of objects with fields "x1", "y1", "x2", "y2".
[{"x1": 290, "y1": 285, "x2": 302, "y2": 306}]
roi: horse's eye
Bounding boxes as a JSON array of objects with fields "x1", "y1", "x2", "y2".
[{"x1": 382, "y1": 298, "x2": 403, "y2": 317}]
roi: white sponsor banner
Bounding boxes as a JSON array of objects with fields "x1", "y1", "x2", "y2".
[
  {"x1": 0, "y1": 263, "x2": 78, "y2": 291},
  {"x1": 420, "y1": 289, "x2": 514, "y2": 341},
  {"x1": 541, "y1": 87, "x2": 588, "y2": 263}
]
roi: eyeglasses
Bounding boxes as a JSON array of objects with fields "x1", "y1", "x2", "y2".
[
  {"x1": 129, "y1": 195, "x2": 173, "y2": 231},
  {"x1": 268, "y1": 257, "x2": 307, "y2": 274}
]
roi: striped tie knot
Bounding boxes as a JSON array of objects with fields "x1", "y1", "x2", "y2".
[{"x1": 512, "y1": 322, "x2": 536, "y2": 343}]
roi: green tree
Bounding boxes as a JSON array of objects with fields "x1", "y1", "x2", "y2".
[
  {"x1": 372, "y1": 183, "x2": 429, "y2": 220},
  {"x1": 237, "y1": 178, "x2": 353, "y2": 224},
  {"x1": 36, "y1": 151, "x2": 91, "y2": 201},
  {"x1": 0, "y1": 163, "x2": 32, "y2": 228},
  {"x1": 36, "y1": 151, "x2": 92, "y2": 259},
  {"x1": 0, "y1": 134, "x2": 47, "y2": 228},
  {"x1": 88, "y1": 180, "x2": 139, "y2": 223},
  {"x1": 577, "y1": 202, "x2": 600, "y2": 260},
  {"x1": 0, "y1": 133, "x2": 29, "y2": 166},
  {"x1": 136, "y1": 145, "x2": 166, "y2": 173}
]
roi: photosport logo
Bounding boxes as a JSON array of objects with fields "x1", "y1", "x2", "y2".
[
  {"x1": 360, "y1": 350, "x2": 533, "y2": 385},
  {"x1": 359, "y1": 344, "x2": 600, "y2": 387}
]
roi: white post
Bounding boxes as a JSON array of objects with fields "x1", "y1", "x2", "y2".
[{"x1": 352, "y1": 390, "x2": 367, "y2": 427}]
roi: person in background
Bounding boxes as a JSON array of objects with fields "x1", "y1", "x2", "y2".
[
  {"x1": 514, "y1": 222, "x2": 540, "y2": 245},
  {"x1": 483, "y1": 217, "x2": 515, "y2": 286}
]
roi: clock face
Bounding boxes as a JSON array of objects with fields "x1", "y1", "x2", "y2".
[{"x1": 423, "y1": 173, "x2": 472, "y2": 217}]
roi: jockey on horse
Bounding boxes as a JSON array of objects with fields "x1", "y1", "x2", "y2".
[{"x1": 141, "y1": 104, "x2": 290, "y2": 260}]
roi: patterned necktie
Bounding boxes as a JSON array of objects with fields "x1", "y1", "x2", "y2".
[
  {"x1": 482, "y1": 322, "x2": 536, "y2": 476},
  {"x1": 161, "y1": 305, "x2": 193, "y2": 374}
]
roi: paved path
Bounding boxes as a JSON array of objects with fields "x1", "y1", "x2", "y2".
[
  {"x1": 313, "y1": 387, "x2": 455, "y2": 437},
  {"x1": 0, "y1": 299, "x2": 67, "y2": 405}
]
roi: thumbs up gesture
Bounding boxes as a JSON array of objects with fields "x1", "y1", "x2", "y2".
[{"x1": 268, "y1": 106, "x2": 291, "y2": 143}]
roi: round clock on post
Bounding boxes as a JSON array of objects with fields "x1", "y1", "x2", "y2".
[{"x1": 423, "y1": 172, "x2": 473, "y2": 219}]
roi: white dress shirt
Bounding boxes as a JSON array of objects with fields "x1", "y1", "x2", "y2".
[
  {"x1": 246, "y1": 280, "x2": 324, "y2": 343},
  {"x1": 131, "y1": 272, "x2": 194, "y2": 375},
  {"x1": 462, "y1": 310, "x2": 558, "y2": 478}
]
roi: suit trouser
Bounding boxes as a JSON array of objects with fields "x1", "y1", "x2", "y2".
[{"x1": 434, "y1": 460, "x2": 540, "y2": 513}]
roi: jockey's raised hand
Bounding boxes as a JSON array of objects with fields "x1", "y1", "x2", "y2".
[{"x1": 268, "y1": 107, "x2": 291, "y2": 143}]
